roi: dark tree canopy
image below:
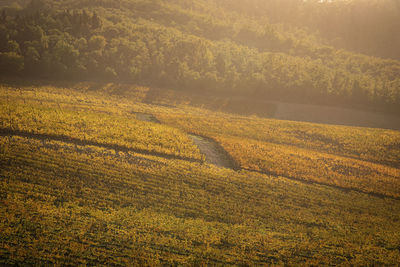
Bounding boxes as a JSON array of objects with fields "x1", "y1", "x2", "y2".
[{"x1": 0, "y1": 0, "x2": 399, "y2": 114}]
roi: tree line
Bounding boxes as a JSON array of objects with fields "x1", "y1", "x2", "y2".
[{"x1": 0, "y1": 0, "x2": 399, "y2": 113}]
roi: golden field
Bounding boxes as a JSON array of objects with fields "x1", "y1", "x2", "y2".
[{"x1": 1, "y1": 83, "x2": 400, "y2": 265}]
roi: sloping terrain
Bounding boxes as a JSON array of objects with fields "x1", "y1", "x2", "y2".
[
  {"x1": 141, "y1": 86, "x2": 400, "y2": 130},
  {"x1": 1, "y1": 83, "x2": 400, "y2": 265},
  {"x1": 270, "y1": 100, "x2": 400, "y2": 131},
  {"x1": 1, "y1": 0, "x2": 400, "y2": 264},
  {"x1": 134, "y1": 112, "x2": 236, "y2": 169},
  {"x1": 1, "y1": 0, "x2": 400, "y2": 114},
  {"x1": 2, "y1": 135, "x2": 400, "y2": 266},
  {"x1": 188, "y1": 134, "x2": 237, "y2": 169}
]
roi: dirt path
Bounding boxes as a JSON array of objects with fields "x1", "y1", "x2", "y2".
[
  {"x1": 135, "y1": 112, "x2": 236, "y2": 169},
  {"x1": 188, "y1": 134, "x2": 237, "y2": 169}
]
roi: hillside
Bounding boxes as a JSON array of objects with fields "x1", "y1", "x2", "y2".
[
  {"x1": 1, "y1": 0, "x2": 400, "y2": 265},
  {"x1": 0, "y1": 0, "x2": 400, "y2": 114},
  {"x1": 1, "y1": 83, "x2": 400, "y2": 265}
]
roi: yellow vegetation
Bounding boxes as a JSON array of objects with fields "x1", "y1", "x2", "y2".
[
  {"x1": 217, "y1": 135, "x2": 400, "y2": 198},
  {"x1": 1, "y1": 136, "x2": 400, "y2": 265},
  {"x1": 157, "y1": 110, "x2": 400, "y2": 198},
  {"x1": 0, "y1": 86, "x2": 203, "y2": 161},
  {"x1": 1, "y1": 83, "x2": 400, "y2": 265}
]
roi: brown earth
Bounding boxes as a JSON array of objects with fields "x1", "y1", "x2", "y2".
[
  {"x1": 142, "y1": 87, "x2": 400, "y2": 131},
  {"x1": 134, "y1": 112, "x2": 236, "y2": 169},
  {"x1": 188, "y1": 134, "x2": 237, "y2": 169},
  {"x1": 270, "y1": 101, "x2": 400, "y2": 130}
]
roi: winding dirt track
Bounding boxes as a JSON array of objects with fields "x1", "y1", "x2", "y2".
[
  {"x1": 188, "y1": 134, "x2": 237, "y2": 169},
  {"x1": 133, "y1": 113, "x2": 400, "y2": 200},
  {"x1": 134, "y1": 113, "x2": 237, "y2": 169}
]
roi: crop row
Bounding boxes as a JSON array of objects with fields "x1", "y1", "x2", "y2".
[
  {"x1": 156, "y1": 113, "x2": 400, "y2": 168},
  {"x1": 216, "y1": 135, "x2": 400, "y2": 198},
  {"x1": 156, "y1": 113, "x2": 400, "y2": 198},
  {"x1": 0, "y1": 97, "x2": 203, "y2": 161},
  {"x1": 1, "y1": 136, "x2": 400, "y2": 265}
]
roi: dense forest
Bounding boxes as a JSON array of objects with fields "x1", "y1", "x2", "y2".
[{"x1": 1, "y1": 0, "x2": 400, "y2": 113}]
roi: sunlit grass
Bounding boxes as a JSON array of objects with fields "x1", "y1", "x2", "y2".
[
  {"x1": 1, "y1": 135, "x2": 400, "y2": 265},
  {"x1": 0, "y1": 86, "x2": 203, "y2": 161},
  {"x1": 156, "y1": 113, "x2": 400, "y2": 168},
  {"x1": 156, "y1": 108, "x2": 400, "y2": 198},
  {"x1": 1, "y1": 83, "x2": 400, "y2": 265}
]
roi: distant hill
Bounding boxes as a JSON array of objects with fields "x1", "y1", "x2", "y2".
[{"x1": 1, "y1": 0, "x2": 399, "y2": 114}]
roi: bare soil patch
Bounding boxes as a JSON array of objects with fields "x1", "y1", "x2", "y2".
[
  {"x1": 188, "y1": 134, "x2": 237, "y2": 169},
  {"x1": 134, "y1": 112, "x2": 236, "y2": 169}
]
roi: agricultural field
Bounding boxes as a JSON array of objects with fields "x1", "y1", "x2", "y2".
[
  {"x1": 2, "y1": 0, "x2": 400, "y2": 264},
  {"x1": 0, "y1": 84, "x2": 203, "y2": 161},
  {"x1": 1, "y1": 83, "x2": 400, "y2": 265},
  {"x1": 157, "y1": 112, "x2": 400, "y2": 198}
]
